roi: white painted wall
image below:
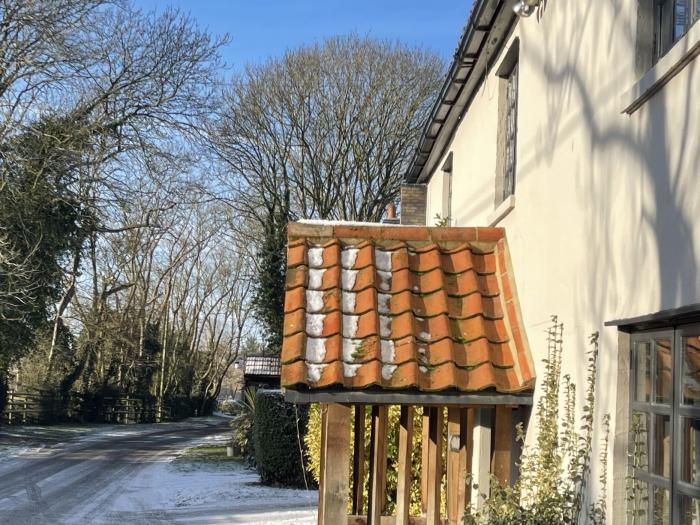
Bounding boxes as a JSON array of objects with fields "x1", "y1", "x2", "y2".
[{"x1": 423, "y1": 0, "x2": 700, "y2": 518}]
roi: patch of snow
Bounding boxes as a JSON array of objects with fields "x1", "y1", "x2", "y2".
[
  {"x1": 382, "y1": 364, "x2": 397, "y2": 380},
  {"x1": 419, "y1": 331, "x2": 431, "y2": 341},
  {"x1": 341, "y1": 247, "x2": 359, "y2": 269},
  {"x1": 307, "y1": 363, "x2": 327, "y2": 383},
  {"x1": 409, "y1": 249, "x2": 417, "y2": 257},
  {"x1": 342, "y1": 339, "x2": 363, "y2": 361},
  {"x1": 377, "y1": 270, "x2": 392, "y2": 291},
  {"x1": 415, "y1": 316, "x2": 425, "y2": 322},
  {"x1": 306, "y1": 290, "x2": 325, "y2": 312},
  {"x1": 419, "y1": 365, "x2": 428, "y2": 374},
  {"x1": 380, "y1": 340, "x2": 395, "y2": 363},
  {"x1": 418, "y1": 345, "x2": 427, "y2": 355},
  {"x1": 343, "y1": 363, "x2": 361, "y2": 378},
  {"x1": 306, "y1": 314, "x2": 326, "y2": 337},
  {"x1": 374, "y1": 248, "x2": 393, "y2": 271},
  {"x1": 307, "y1": 247, "x2": 324, "y2": 268},
  {"x1": 379, "y1": 316, "x2": 392, "y2": 338},
  {"x1": 377, "y1": 293, "x2": 391, "y2": 314},
  {"x1": 305, "y1": 337, "x2": 327, "y2": 363},
  {"x1": 412, "y1": 285, "x2": 419, "y2": 292},
  {"x1": 299, "y1": 219, "x2": 404, "y2": 227},
  {"x1": 342, "y1": 269, "x2": 358, "y2": 290},
  {"x1": 343, "y1": 314, "x2": 359, "y2": 338},
  {"x1": 308, "y1": 268, "x2": 326, "y2": 290},
  {"x1": 342, "y1": 291, "x2": 357, "y2": 313}
]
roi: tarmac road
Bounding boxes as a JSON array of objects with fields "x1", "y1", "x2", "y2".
[{"x1": 0, "y1": 419, "x2": 234, "y2": 525}]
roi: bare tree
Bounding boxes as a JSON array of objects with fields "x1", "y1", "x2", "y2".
[{"x1": 209, "y1": 34, "x2": 444, "y2": 225}]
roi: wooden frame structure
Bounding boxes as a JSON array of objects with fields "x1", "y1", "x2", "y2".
[{"x1": 307, "y1": 399, "x2": 530, "y2": 525}]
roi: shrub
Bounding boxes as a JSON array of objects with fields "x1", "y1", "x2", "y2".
[
  {"x1": 253, "y1": 389, "x2": 312, "y2": 487},
  {"x1": 465, "y1": 317, "x2": 609, "y2": 525},
  {"x1": 230, "y1": 387, "x2": 256, "y2": 464}
]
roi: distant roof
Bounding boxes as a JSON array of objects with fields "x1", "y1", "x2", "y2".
[
  {"x1": 404, "y1": 0, "x2": 517, "y2": 183},
  {"x1": 281, "y1": 222, "x2": 535, "y2": 394},
  {"x1": 244, "y1": 356, "x2": 281, "y2": 377}
]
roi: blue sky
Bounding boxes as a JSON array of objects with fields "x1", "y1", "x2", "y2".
[{"x1": 133, "y1": 0, "x2": 471, "y2": 71}]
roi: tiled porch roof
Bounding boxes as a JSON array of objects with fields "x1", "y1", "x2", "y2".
[{"x1": 281, "y1": 222, "x2": 535, "y2": 394}]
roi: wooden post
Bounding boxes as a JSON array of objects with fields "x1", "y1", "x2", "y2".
[
  {"x1": 367, "y1": 405, "x2": 388, "y2": 525},
  {"x1": 426, "y1": 406, "x2": 444, "y2": 525},
  {"x1": 318, "y1": 404, "x2": 328, "y2": 523},
  {"x1": 471, "y1": 408, "x2": 493, "y2": 512},
  {"x1": 318, "y1": 403, "x2": 351, "y2": 525},
  {"x1": 352, "y1": 404, "x2": 366, "y2": 515},
  {"x1": 492, "y1": 407, "x2": 513, "y2": 486},
  {"x1": 421, "y1": 405, "x2": 430, "y2": 513},
  {"x1": 447, "y1": 408, "x2": 469, "y2": 525},
  {"x1": 396, "y1": 405, "x2": 414, "y2": 525}
]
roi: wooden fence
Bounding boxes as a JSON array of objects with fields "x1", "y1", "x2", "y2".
[{"x1": 1, "y1": 387, "x2": 198, "y2": 425}]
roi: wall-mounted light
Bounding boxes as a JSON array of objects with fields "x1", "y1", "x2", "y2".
[{"x1": 513, "y1": 0, "x2": 539, "y2": 17}]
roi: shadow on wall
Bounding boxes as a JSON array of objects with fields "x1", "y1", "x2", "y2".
[{"x1": 514, "y1": 0, "x2": 700, "y2": 511}]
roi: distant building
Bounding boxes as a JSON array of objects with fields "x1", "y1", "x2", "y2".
[{"x1": 242, "y1": 356, "x2": 281, "y2": 389}]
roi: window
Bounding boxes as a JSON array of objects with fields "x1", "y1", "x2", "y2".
[
  {"x1": 495, "y1": 40, "x2": 519, "y2": 207},
  {"x1": 655, "y1": 0, "x2": 700, "y2": 58},
  {"x1": 628, "y1": 325, "x2": 700, "y2": 524},
  {"x1": 502, "y1": 63, "x2": 519, "y2": 202},
  {"x1": 440, "y1": 153, "x2": 453, "y2": 226}
]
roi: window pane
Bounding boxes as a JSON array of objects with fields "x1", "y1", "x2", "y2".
[
  {"x1": 634, "y1": 341, "x2": 652, "y2": 402},
  {"x1": 654, "y1": 414, "x2": 671, "y2": 477},
  {"x1": 630, "y1": 411, "x2": 651, "y2": 472},
  {"x1": 683, "y1": 336, "x2": 700, "y2": 405},
  {"x1": 655, "y1": 339, "x2": 672, "y2": 404},
  {"x1": 628, "y1": 479, "x2": 649, "y2": 524},
  {"x1": 653, "y1": 487, "x2": 670, "y2": 525},
  {"x1": 675, "y1": 0, "x2": 688, "y2": 40},
  {"x1": 681, "y1": 417, "x2": 700, "y2": 486},
  {"x1": 681, "y1": 495, "x2": 700, "y2": 525}
]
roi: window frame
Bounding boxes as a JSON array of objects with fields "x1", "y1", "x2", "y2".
[
  {"x1": 629, "y1": 324, "x2": 700, "y2": 524},
  {"x1": 655, "y1": 0, "x2": 700, "y2": 60}
]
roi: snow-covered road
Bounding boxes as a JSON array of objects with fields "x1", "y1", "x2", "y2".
[{"x1": 0, "y1": 417, "x2": 317, "y2": 524}]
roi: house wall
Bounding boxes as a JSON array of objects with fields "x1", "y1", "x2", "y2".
[{"x1": 421, "y1": 1, "x2": 700, "y2": 519}]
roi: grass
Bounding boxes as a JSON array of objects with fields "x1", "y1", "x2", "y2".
[{"x1": 173, "y1": 443, "x2": 243, "y2": 472}]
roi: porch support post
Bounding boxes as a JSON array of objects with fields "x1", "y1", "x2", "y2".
[
  {"x1": 319, "y1": 402, "x2": 351, "y2": 525},
  {"x1": 367, "y1": 405, "x2": 388, "y2": 525},
  {"x1": 396, "y1": 405, "x2": 414, "y2": 525},
  {"x1": 426, "y1": 406, "x2": 444, "y2": 525},
  {"x1": 470, "y1": 407, "x2": 492, "y2": 512},
  {"x1": 447, "y1": 407, "x2": 469, "y2": 525},
  {"x1": 492, "y1": 406, "x2": 513, "y2": 486}
]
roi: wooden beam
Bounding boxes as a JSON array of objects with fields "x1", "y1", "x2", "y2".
[
  {"x1": 470, "y1": 408, "x2": 492, "y2": 512},
  {"x1": 421, "y1": 406, "x2": 430, "y2": 513},
  {"x1": 492, "y1": 407, "x2": 513, "y2": 486},
  {"x1": 352, "y1": 404, "x2": 367, "y2": 515},
  {"x1": 285, "y1": 388, "x2": 533, "y2": 407},
  {"x1": 426, "y1": 407, "x2": 444, "y2": 525},
  {"x1": 367, "y1": 405, "x2": 389, "y2": 525},
  {"x1": 347, "y1": 516, "x2": 448, "y2": 525},
  {"x1": 446, "y1": 408, "x2": 468, "y2": 525},
  {"x1": 319, "y1": 403, "x2": 351, "y2": 525},
  {"x1": 396, "y1": 406, "x2": 414, "y2": 525}
]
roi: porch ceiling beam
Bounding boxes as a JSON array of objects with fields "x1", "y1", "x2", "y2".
[{"x1": 284, "y1": 388, "x2": 533, "y2": 407}]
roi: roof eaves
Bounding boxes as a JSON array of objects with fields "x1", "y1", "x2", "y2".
[{"x1": 404, "y1": 0, "x2": 516, "y2": 184}]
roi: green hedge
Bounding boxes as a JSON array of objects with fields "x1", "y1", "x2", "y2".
[{"x1": 253, "y1": 389, "x2": 313, "y2": 487}]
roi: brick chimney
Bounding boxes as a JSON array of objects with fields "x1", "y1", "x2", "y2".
[{"x1": 400, "y1": 184, "x2": 427, "y2": 225}]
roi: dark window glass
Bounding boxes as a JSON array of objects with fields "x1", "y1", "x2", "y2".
[
  {"x1": 683, "y1": 337, "x2": 700, "y2": 405},
  {"x1": 655, "y1": 339, "x2": 673, "y2": 404},
  {"x1": 657, "y1": 0, "x2": 700, "y2": 58},
  {"x1": 681, "y1": 417, "x2": 700, "y2": 486},
  {"x1": 631, "y1": 411, "x2": 651, "y2": 472},
  {"x1": 653, "y1": 414, "x2": 672, "y2": 477},
  {"x1": 680, "y1": 495, "x2": 700, "y2": 524},
  {"x1": 502, "y1": 62, "x2": 518, "y2": 202},
  {"x1": 635, "y1": 341, "x2": 652, "y2": 402}
]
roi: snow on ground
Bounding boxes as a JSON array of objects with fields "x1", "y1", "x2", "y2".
[{"x1": 109, "y1": 432, "x2": 318, "y2": 524}]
